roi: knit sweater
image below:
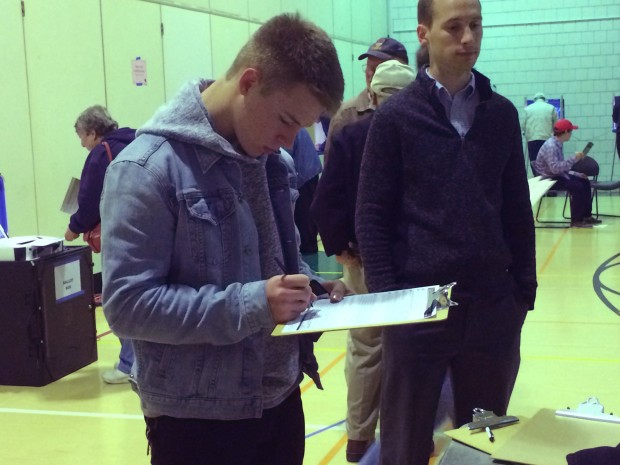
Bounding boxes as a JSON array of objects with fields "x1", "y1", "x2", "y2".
[{"x1": 356, "y1": 69, "x2": 537, "y2": 308}]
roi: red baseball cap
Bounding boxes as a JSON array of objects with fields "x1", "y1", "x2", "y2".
[{"x1": 554, "y1": 119, "x2": 579, "y2": 132}]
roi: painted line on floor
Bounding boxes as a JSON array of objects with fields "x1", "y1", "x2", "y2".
[
  {"x1": 0, "y1": 408, "x2": 144, "y2": 420},
  {"x1": 300, "y1": 351, "x2": 345, "y2": 395},
  {"x1": 593, "y1": 252, "x2": 620, "y2": 316},
  {"x1": 317, "y1": 432, "x2": 348, "y2": 465},
  {"x1": 315, "y1": 346, "x2": 349, "y2": 353},
  {"x1": 299, "y1": 351, "x2": 347, "y2": 462},
  {"x1": 0, "y1": 407, "x2": 344, "y2": 434},
  {"x1": 538, "y1": 227, "x2": 569, "y2": 275},
  {"x1": 306, "y1": 422, "x2": 345, "y2": 431},
  {"x1": 97, "y1": 329, "x2": 113, "y2": 339},
  {"x1": 526, "y1": 319, "x2": 620, "y2": 327},
  {"x1": 523, "y1": 355, "x2": 620, "y2": 363},
  {"x1": 91, "y1": 308, "x2": 348, "y2": 449},
  {"x1": 306, "y1": 419, "x2": 346, "y2": 438}
]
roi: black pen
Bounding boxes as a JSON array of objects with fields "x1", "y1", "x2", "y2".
[
  {"x1": 296, "y1": 311, "x2": 308, "y2": 330},
  {"x1": 274, "y1": 255, "x2": 306, "y2": 330},
  {"x1": 274, "y1": 256, "x2": 329, "y2": 297},
  {"x1": 274, "y1": 256, "x2": 288, "y2": 275},
  {"x1": 485, "y1": 426, "x2": 495, "y2": 443}
]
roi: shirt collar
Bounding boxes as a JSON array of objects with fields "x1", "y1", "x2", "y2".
[{"x1": 426, "y1": 68, "x2": 476, "y2": 100}]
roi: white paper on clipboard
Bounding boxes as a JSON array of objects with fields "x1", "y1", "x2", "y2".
[{"x1": 272, "y1": 284, "x2": 454, "y2": 336}]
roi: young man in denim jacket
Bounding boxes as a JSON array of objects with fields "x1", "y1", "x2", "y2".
[{"x1": 100, "y1": 14, "x2": 346, "y2": 465}]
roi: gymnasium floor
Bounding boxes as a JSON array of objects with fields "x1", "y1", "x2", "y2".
[{"x1": 1, "y1": 193, "x2": 619, "y2": 465}]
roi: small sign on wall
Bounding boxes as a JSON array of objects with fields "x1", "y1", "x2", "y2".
[
  {"x1": 54, "y1": 259, "x2": 84, "y2": 303},
  {"x1": 132, "y1": 56, "x2": 147, "y2": 86}
]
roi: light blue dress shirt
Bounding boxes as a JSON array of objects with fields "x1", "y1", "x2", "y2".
[{"x1": 426, "y1": 68, "x2": 479, "y2": 138}]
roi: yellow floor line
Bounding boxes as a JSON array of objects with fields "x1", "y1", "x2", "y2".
[
  {"x1": 0, "y1": 408, "x2": 143, "y2": 419},
  {"x1": 317, "y1": 432, "x2": 348, "y2": 465},
  {"x1": 538, "y1": 227, "x2": 569, "y2": 275},
  {"x1": 523, "y1": 355, "x2": 620, "y2": 363},
  {"x1": 315, "y1": 346, "x2": 349, "y2": 353},
  {"x1": 300, "y1": 351, "x2": 345, "y2": 395},
  {"x1": 526, "y1": 320, "x2": 620, "y2": 327}
]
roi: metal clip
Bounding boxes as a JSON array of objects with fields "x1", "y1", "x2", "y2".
[
  {"x1": 424, "y1": 282, "x2": 458, "y2": 317},
  {"x1": 466, "y1": 408, "x2": 520, "y2": 431}
]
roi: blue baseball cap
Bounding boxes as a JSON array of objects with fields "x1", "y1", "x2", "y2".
[{"x1": 358, "y1": 37, "x2": 409, "y2": 64}]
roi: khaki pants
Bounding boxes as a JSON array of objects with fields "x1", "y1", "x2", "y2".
[
  {"x1": 342, "y1": 263, "x2": 456, "y2": 442},
  {"x1": 342, "y1": 262, "x2": 382, "y2": 441}
]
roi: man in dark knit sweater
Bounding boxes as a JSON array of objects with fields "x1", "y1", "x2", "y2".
[{"x1": 355, "y1": 1, "x2": 537, "y2": 464}]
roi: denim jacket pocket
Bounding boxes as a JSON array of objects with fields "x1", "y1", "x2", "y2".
[
  {"x1": 181, "y1": 188, "x2": 238, "y2": 274},
  {"x1": 183, "y1": 188, "x2": 236, "y2": 224},
  {"x1": 134, "y1": 336, "x2": 263, "y2": 400}
]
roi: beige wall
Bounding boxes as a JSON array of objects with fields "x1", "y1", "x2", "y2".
[{"x1": 1, "y1": 0, "x2": 389, "y2": 258}]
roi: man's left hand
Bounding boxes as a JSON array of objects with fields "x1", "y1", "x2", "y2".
[{"x1": 319, "y1": 279, "x2": 349, "y2": 303}]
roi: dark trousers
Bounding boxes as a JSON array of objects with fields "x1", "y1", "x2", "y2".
[
  {"x1": 295, "y1": 175, "x2": 319, "y2": 254},
  {"x1": 554, "y1": 175, "x2": 592, "y2": 222},
  {"x1": 379, "y1": 290, "x2": 527, "y2": 465},
  {"x1": 527, "y1": 140, "x2": 545, "y2": 162},
  {"x1": 527, "y1": 140, "x2": 545, "y2": 175},
  {"x1": 145, "y1": 388, "x2": 305, "y2": 465}
]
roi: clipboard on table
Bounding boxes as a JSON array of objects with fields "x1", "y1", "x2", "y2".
[
  {"x1": 272, "y1": 283, "x2": 456, "y2": 336},
  {"x1": 445, "y1": 415, "x2": 528, "y2": 455},
  {"x1": 447, "y1": 408, "x2": 620, "y2": 465},
  {"x1": 491, "y1": 408, "x2": 620, "y2": 465}
]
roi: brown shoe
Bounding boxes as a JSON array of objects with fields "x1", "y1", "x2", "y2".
[
  {"x1": 346, "y1": 439, "x2": 373, "y2": 463},
  {"x1": 571, "y1": 221, "x2": 593, "y2": 229}
]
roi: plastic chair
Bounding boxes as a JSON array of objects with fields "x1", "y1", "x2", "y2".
[
  {"x1": 570, "y1": 156, "x2": 620, "y2": 218},
  {"x1": 536, "y1": 196, "x2": 570, "y2": 227},
  {"x1": 535, "y1": 181, "x2": 570, "y2": 227}
]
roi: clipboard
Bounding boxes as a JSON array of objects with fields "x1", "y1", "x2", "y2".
[
  {"x1": 272, "y1": 283, "x2": 455, "y2": 336},
  {"x1": 490, "y1": 409, "x2": 620, "y2": 465},
  {"x1": 60, "y1": 177, "x2": 80, "y2": 215},
  {"x1": 445, "y1": 416, "x2": 528, "y2": 455}
]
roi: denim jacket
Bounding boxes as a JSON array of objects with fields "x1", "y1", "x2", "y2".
[{"x1": 101, "y1": 80, "x2": 321, "y2": 420}]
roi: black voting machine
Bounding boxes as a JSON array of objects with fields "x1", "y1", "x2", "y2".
[{"x1": 0, "y1": 246, "x2": 98, "y2": 386}]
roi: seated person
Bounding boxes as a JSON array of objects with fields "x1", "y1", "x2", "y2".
[{"x1": 534, "y1": 119, "x2": 600, "y2": 228}]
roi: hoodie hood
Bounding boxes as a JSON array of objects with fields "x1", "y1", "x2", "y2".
[
  {"x1": 138, "y1": 79, "x2": 251, "y2": 164},
  {"x1": 104, "y1": 127, "x2": 136, "y2": 145}
]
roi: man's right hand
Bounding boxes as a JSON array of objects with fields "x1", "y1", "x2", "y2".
[
  {"x1": 266, "y1": 274, "x2": 314, "y2": 324},
  {"x1": 575, "y1": 151, "x2": 585, "y2": 160}
]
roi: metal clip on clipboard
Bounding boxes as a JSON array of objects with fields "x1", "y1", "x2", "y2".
[
  {"x1": 467, "y1": 408, "x2": 520, "y2": 431},
  {"x1": 424, "y1": 282, "x2": 458, "y2": 318},
  {"x1": 556, "y1": 397, "x2": 620, "y2": 424}
]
